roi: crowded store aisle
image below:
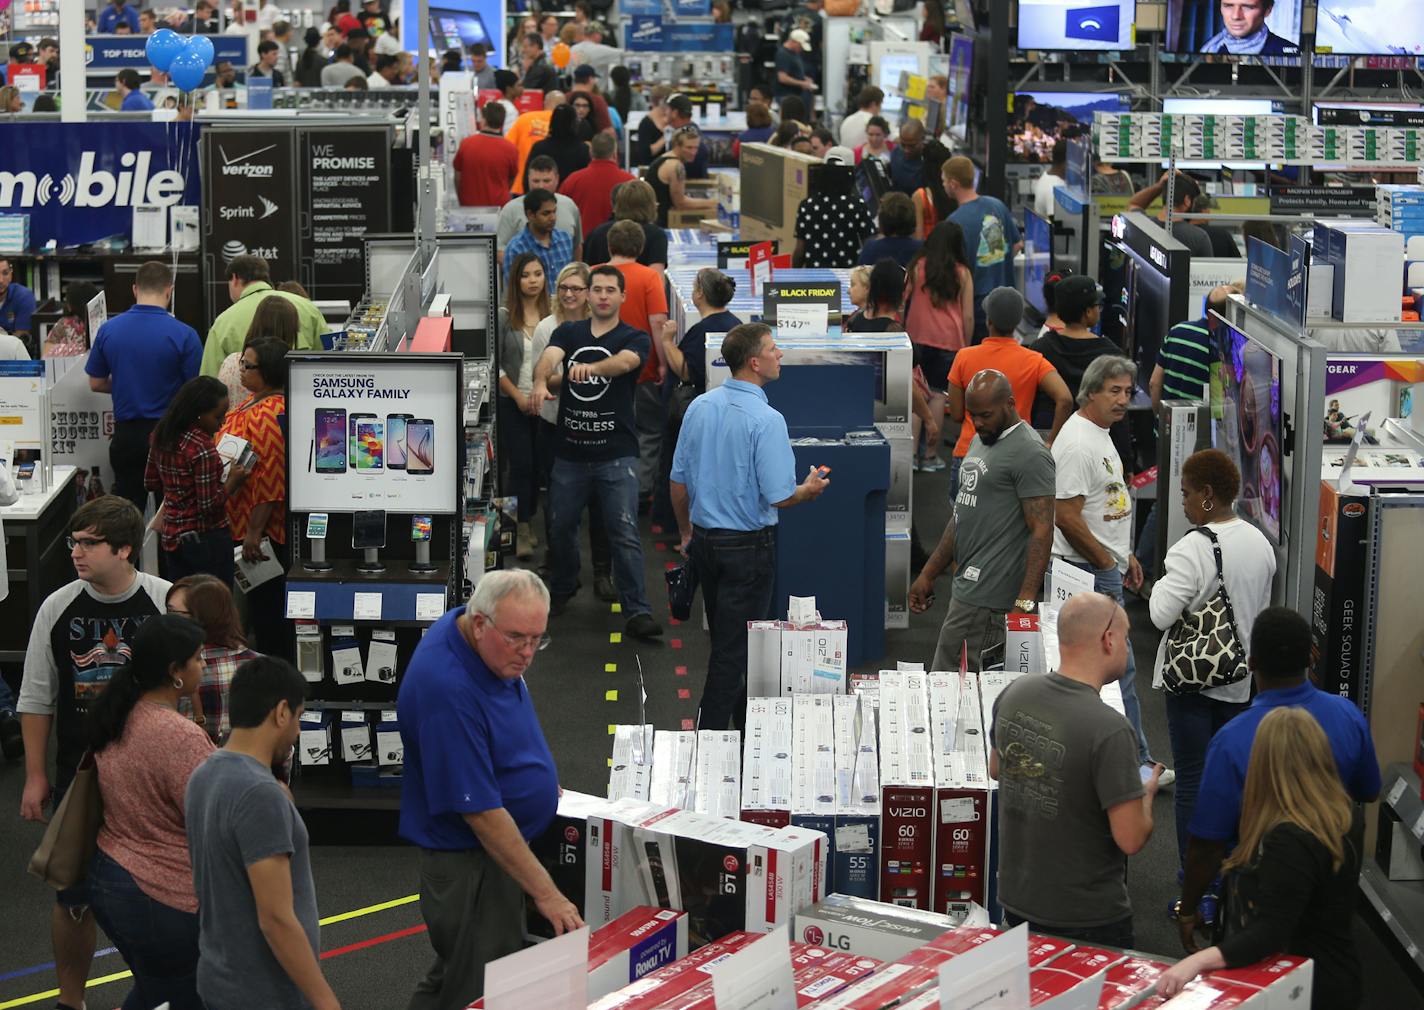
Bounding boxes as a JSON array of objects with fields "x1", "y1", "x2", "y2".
[{"x1": 0, "y1": 463, "x2": 1416, "y2": 1008}]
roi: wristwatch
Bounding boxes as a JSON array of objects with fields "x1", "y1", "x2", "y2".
[{"x1": 1013, "y1": 599, "x2": 1037, "y2": 613}]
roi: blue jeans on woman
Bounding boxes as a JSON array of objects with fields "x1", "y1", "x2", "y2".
[
  {"x1": 1066, "y1": 561, "x2": 1152, "y2": 767},
  {"x1": 1165, "y1": 691, "x2": 1246, "y2": 864},
  {"x1": 88, "y1": 849, "x2": 205, "y2": 1010}
]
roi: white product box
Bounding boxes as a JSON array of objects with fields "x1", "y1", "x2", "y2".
[
  {"x1": 929, "y1": 673, "x2": 991, "y2": 917},
  {"x1": 585, "y1": 908, "x2": 690, "y2": 1001},
  {"x1": 587, "y1": 932, "x2": 761, "y2": 1010},
  {"x1": 609, "y1": 724, "x2": 656, "y2": 801},
  {"x1": 1029, "y1": 968, "x2": 1104, "y2": 1010},
  {"x1": 298, "y1": 710, "x2": 332, "y2": 766},
  {"x1": 375, "y1": 712, "x2": 403, "y2": 766},
  {"x1": 792, "y1": 694, "x2": 837, "y2": 816},
  {"x1": 741, "y1": 696, "x2": 794, "y2": 826},
  {"x1": 747, "y1": 620, "x2": 784, "y2": 699},
  {"x1": 692, "y1": 730, "x2": 740, "y2": 819},
  {"x1": 793, "y1": 895, "x2": 958, "y2": 961},
  {"x1": 649, "y1": 730, "x2": 697, "y2": 809},
  {"x1": 1206, "y1": 955, "x2": 1315, "y2": 1010},
  {"x1": 781, "y1": 622, "x2": 849, "y2": 694},
  {"x1": 365, "y1": 632, "x2": 398, "y2": 685},
  {"x1": 878, "y1": 671, "x2": 936, "y2": 909},
  {"x1": 585, "y1": 800, "x2": 675, "y2": 927},
  {"x1": 1324, "y1": 223, "x2": 1404, "y2": 323},
  {"x1": 1004, "y1": 612, "x2": 1047, "y2": 676},
  {"x1": 338, "y1": 711, "x2": 371, "y2": 763}
]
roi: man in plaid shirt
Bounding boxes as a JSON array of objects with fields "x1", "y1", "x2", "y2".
[{"x1": 503, "y1": 189, "x2": 573, "y2": 292}]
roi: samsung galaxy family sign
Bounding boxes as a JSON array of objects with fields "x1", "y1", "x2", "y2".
[{"x1": 0, "y1": 123, "x2": 202, "y2": 246}]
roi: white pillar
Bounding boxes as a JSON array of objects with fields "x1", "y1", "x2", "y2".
[{"x1": 58, "y1": 0, "x2": 86, "y2": 122}]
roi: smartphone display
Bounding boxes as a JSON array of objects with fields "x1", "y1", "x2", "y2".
[
  {"x1": 407, "y1": 419, "x2": 434, "y2": 475},
  {"x1": 306, "y1": 512, "x2": 329, "y2": 539},
  {"x1": 411, "y1": 515, "x2": 432, "y2": 541},
  {"x1": 352, "y1": 510, "x2": 387, "y2": 549},
  {"x1": 348, "y1": 412, "x2": 374, "y2": 468},
  {"x1": 354, "y1": 419, "x2": 384, "y2": 472},
  {"x1": 387, "y1": 413, "x2": 412, "y2": 470},
  {"x1": 315, "y1": 409, "x2": 346, "y2": 474}
]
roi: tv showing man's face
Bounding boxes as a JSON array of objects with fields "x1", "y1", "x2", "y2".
[{"x1": 1220, "y1": 0, "x2": 1271, "y2": 38}]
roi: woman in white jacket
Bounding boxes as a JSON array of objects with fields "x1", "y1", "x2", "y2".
[{"x1": 1149, "y1": 449, "x2": 1276, "y2": 868}]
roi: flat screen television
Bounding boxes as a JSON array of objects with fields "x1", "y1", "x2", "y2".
[
  {"x1": 1211, "y1": 321, "x2": 1285, "y2": 544},
  {"x1": 1165, "y1": 0, "x2": 1303, "y2": 54},
  {"x1": 946, "y1": 33, "x2": 974, "y2": 135},
  {"x1": 429, "y1": 8, "x2": 494, "y2": 54},
  {"x1": 1011, "y1": 91, "x2": 1129, "y2": 163},
  {"x1": 1315, "y1": 1, "x2": 1424, "y2": 56},
  {"x1": 1023, "y1": 208, "x2": 1053, "y2": 316},
  {"x1": 1016, "y1": 0, "x2": 1135, "y2": 51}
]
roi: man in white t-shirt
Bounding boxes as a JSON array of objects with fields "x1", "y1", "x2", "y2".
[
  {"x1": 838, "y1": 85, "x2": 882, "y2": 151},
  {"x1": 1051, "y1": 354, "x2": 1172, "y2": 787},
  {"x1": 1032, "y1": 140, "x2": 1068, "y2": 221}
]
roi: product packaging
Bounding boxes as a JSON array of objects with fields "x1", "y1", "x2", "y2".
[
  {"x1": 649, "y1": 731, "x2": 698, "y2": 809},
  {"x1": 588, "y1": 932, "x2": 761, "y2": 1010},
  {"x1": 1004, "y1": 612, "x2": 1047, "y2": 676},
  {"x1": 585, "y1": 800, "x2": 676, "y2": 928},
  {"x1": 878, "y1": 670, "x2": 936, "y2": 909},
  {"x1": 793, "y1": 894, "x2": 959, "y2": 961},
  {"x1": 692, "y1": 730, "x2": 741, "y2": 819},
  {"x1": 585, "y1": 908, "x2": 690, "y2": 1001},
  {"x1": 930, "y1": 672, "x2": 991, "y2": 918},
  {"x1": 747, "y1": 620, "x2": 784, "y2": 699},
  {"x1": 374, "y1": 710, "x2": 402, "y2": 766},
  {"x1": 1309, "y1": 482, "x2": 1370, "y2": 706},
  {"x1": 298, "y1": 709, "x2": 332, "y2": 766},
  {"x1": 1205, "y1": 954, "x2": 1315, "y2": 1009},
  {"x1": 742, "y1": 696, "x2": 794, "y2": 827},
  {"x1": 365, "y1": 630, "x2": 398, "y2": 685},
  {"x1": 609, "y1": 724, "x2": 656, "y2": 801},
  {"x1": 338, "y1": 711, "x2": 371, "y2": 763}
]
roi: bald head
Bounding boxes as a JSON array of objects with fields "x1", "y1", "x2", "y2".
[
  {"x1": 545, "y1": 90, "x2": 566, "y2": 108},
  {"x1": 964, "y1": 369, "x2": 1019, "y2": 446},
  {"x1": 1055, "y1": 592, "x2": 1129, "y2": 687}
]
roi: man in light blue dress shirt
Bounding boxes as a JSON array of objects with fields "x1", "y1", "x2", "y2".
[{"x1": 670, "y1": 322, "x2": 829, "y2": 730}]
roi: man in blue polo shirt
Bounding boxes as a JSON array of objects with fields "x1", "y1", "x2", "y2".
[
  {"x1": 1176, "y1": 606, "x2": 1379, "y2": 946},
  {"x1": 114, "y1": 68, "x2": 154, "y2": 112},
  {"x1": 0, "y1": 257, "x2": 37, "y2": 346},
  {"x1": 97, "y1": 0, "x2": 140, "y2": 33},
  {"x1": 670, "y1": 322, "x2": 830, "y2": 731},
  {"x1": 397, "y1": 570, "x2": 582, "y2": 1009},
  {"x1": 85, "y1": 261, "x2": 202, "y2": 512}
]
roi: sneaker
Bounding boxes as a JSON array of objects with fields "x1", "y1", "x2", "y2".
[
  {"x1": 1142, "y1": 763, "x2": 1176, "y2": 788},
  {"x1": 919, "y1": 456, "x2": 947, "y2": 472},
  {"x1": 549, "y1": 595, "x2": 572, "y2": 617},
  {"x1": 516, "y1": 522, "x2": 535, "y2": 560},
  {"x1": 0, "y1": 711, "x2": 21, "y2": 762},
  {"x1": 594, "y1": 575, "x2": 618, "y2": 602},
  {"x1": 625, "y1": 613, "x2": 664, "y2": 639}
]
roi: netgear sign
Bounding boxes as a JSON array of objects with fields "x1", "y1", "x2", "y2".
[{"x1": 0, "y1": 123, "x2": 202, "y2": 246}]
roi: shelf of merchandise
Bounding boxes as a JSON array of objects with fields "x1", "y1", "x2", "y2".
[{"x1": 1362, "y1": 764, "x2": 1424, "y2": 972}]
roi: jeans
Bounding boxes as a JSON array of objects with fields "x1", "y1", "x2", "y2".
[
  {"x1": 689, "y1": 526, "x2": 777, "y2": 731},
  {"x1": 548, "y1": 456, "x2": 649, "y2": 615},
  {"x1": 498, "y1": 396, "x2": 540, "y2": 523},
  {"x1": 162, "y1": 527, "x2": 235, "y2": 585},
  {"x1": 88, "y1": 850, "x2": 205, "y2": 1010},
  {"x1": 0, "y1": 671, "x2": 15, "y2": 714},
  {"x1": 1165, "y1": 691, "x2": 1247, "y2": 864},
  {"x1": 634, "y1": 383, "x2": 664, "y2": 497},
  {"x1": 538, "y1": 421, "x2": 610, "y2": 575},
  {"x1": 110, "y1": 418, "x2": 158, "y2": 515},
  {"x1": 1002, "y1": 910, "x2": 1134, "y2": 949},
  {"x1": 931, "y1": 597, "x2": 1007, "y2": 672},
  {"x1": 1066, "y1": 560, "x2": 1152, "y2": 766}
]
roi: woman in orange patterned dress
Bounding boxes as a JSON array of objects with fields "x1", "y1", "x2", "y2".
[{"x1": 216, "y1": 336, "x2": 290, "y2": 656}]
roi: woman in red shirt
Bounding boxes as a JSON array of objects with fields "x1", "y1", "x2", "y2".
[
  {"x1": 86, "y1": 615, "x2": 213, "y2": 1010},
  {"x1": 217, "y1": 336, "x2": 289, "y2": 656},
  {"x1": 904, "y1": 220, "x2": 974, "y2": 471},
  {"x1": 145, "y1": 376, "x2": 249, "y2": 585}
]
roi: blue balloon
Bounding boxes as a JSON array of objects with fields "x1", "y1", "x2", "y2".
[
  {"x1": 186, "y1": 34, "x2": 215, "y2": 69},
  {"x1": 169, "y1": 50, "x2": 208, "y2": 93},
  {"x1": 145, "y1": 29, "x2": 185, "y2": 73}
]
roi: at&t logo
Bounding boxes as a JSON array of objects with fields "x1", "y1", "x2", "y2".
[{"x1": 0, "y1": 152, "x2": 185, "y2": 209}]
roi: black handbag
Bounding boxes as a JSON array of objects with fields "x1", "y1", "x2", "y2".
[
  {"x1": 665, "y1": 557, "x2": 699, "y2": 622},
  {"x1": 1161, "y1": 527, "x2": 1250, "y2": 696}
]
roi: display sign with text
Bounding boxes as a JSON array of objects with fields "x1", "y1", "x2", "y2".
[
  {"x1": 763, "y1": 281, "x2": 841, "y2": 326},
  {"x1": 300, "y1": 127, "x2": 392, "y2": 311},
  {"x1": 201, "y1": 129, "x2": 299, "y2": 318}
]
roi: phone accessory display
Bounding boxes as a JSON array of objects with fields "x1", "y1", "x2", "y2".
[
  {"x1": 304, "y1": 512, "x2": 332, "y2": 572},
  {"x1": 366, "y1": 630, "x2": 398, "y2": 685},
  {"x1": 376, "y1": 711, "x2": 404, "y2": 766},
  {"x1": 340, "y1": 712, "x2": 372, "y2": 762},
  {"x1": 330, "y1": 626, "x2": 365, "y2": 686},
  {"x1": 296, "y1": 624, "x2": 324, "y2": 684},
  {"x1": 411, "y1": 514, "x2": 435, "y2": 572},
  {"x1": 353, "y1": 509, "x2": 387, "y2": 574},
  {"x1": 298, "y1": 710, "x2": 333, "y2": 766}
]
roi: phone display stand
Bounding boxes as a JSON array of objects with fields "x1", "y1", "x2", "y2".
[
  {"x1": 410, "y1": 539, "x2": 436, "y2": 573},
  {"x1": 304, "y1": 537, "x2": 334, "y2": 572},
  {"x1": 357, "y1": 547, "x2": 386, "y2": 574}
]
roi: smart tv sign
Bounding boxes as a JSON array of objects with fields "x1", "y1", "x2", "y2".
[{"x1": 0, "y1": 123, "x2": 202, "y2": 247}]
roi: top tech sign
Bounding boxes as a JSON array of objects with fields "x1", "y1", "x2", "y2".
[{"x1": 0, "y1": 122, "x2": 202, "y2": 247}]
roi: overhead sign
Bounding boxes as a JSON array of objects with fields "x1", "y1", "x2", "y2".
[
  {"x1": 1268, "y1": 185, "x2": 1375, "y2": 216},
  {"x1": 0, "y1": 122, "x2": 201, "y2": 247},
  {"x1": 84, "y1": 34, "x2": 248, "y2": 70},
  {"x1": 626, "y1": 16, "x2": 664, "y2": 51},
  {"x1": 664, "y1": 23, "x2": 735, "y2": 52}
]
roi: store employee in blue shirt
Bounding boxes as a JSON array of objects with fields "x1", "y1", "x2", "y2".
[
  {"x1": 397, "y1": 570, "x2": 582, "y2": 1009},
  {"x1": 97, "y1": 0, "x2": 140, "y2": 33},
  {"x1": 0, "y1": 258, "x2": 37, "y2": 341},
  {"x1": 85, "y1": 261, "x2": 203, "y2": 513},
  {"x1": 1177, "y1": 607, "x2": 1380, "y2": 947},
  {"x1": 670, "y1": 322, "x2": 830, "y2": 730},
  {"x1": 115, "y1": 68, "x2": 154, "y2": 112}
]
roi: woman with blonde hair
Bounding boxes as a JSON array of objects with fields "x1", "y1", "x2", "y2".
[{"x1": 1159, "y1": 707, "x2": 1362, "y2": 1008}]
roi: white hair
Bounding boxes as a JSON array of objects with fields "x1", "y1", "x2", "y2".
[
  {"x1": 1078, "y1": 355, "x2": 1137, "y2": 407},
  {"x1": 469, "y1": 570, "x2": 550, "y2": 618}
]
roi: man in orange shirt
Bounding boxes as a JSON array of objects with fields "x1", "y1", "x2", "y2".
[
  {"x1": 602, "y1": 220, "x2": 668, "y2": 501},
  {"x1": 452, "y1": 103, "x2": 519, "y2": 206},
  {"x1": 946, "y1": 287, "x2": 1074, "y2": 496},
  {"x1": 507, "y1": 90, "x2": 564, "y2": 196},
  {"x1": 560, "y1": 132, "x2": 635, "y2": 238}
]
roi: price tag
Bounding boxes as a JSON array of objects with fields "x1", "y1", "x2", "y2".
[
  {"x1": 1049, "y1": 559, "x2": 1097, "y2": 606},
  {"x1": 416, "y1": 593, "x2": 446, "y2": 622},
  {"x1": 353, "y1": 592, "x2": 383, "y2": 621},
  {"x1": 286, "y1": 591, "x2": 316, "y2": 620},
  {"x1": 1387, "y1": 778, "x2": 1408, "y2": 807},
  {"x1": 776, "y1": 302, "x2": 829, "y2": 334}
]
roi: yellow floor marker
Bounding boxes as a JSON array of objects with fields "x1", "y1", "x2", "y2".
[
  {"x1": 605, "y1": 689, "x2": 618, "y2": 702},
  {"x1": 608, "y1": 724, "x2": 617, "y2": 734},
  {"x1": 609, "y1": 632, "x2": 622, "y2": 644},
  {"x1": 605, "y1": 662, "x2": 617, "y2": 673},
  {"x1": 611, "y1": 603, "x2": 622, "y2": 614}
]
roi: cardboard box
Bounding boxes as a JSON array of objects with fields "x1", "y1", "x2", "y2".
[
  {"x1": 609, "y1": 724, "x2": 656, "y2": 801},
  {"x1": 585, "y1": 908, "x2": 690, "y2": 1000},
  {"x1": 1159, "y1": 978, "x2": 1274, "y2": 1008},
  {"x1": 588, "y1": 932, "x2": 761, "y2": 1010},
  {"x1": 1004, "y1": 613, "x2": 1047, "y2": 676},
  {"x1": 793, "y1": 894, "x2": 959, "y2": 961},
  {"x1": 1046, "y1": 946, "x2": 1127, "y2": 979},
  {"x1": 742, "y1": 696, "x2": 794, "y2": 826},
  {"x1": 1319, "y1": 222, "x2": 1404, "y2": 323},
  {"x1": 782, "y1": 622, "x2": 850, "y2": 694},
  {"x1": 793, "y1": 694, "x2": 838, "y2": 817},
  {"x1": 645, "y1": 944, "x2": 881, "y2": 1010},
  {"x1": 585, "y1": 800, "x2": 677, "y2": 927},
  {"x1": 1309, "y1": 483, "x2": 1370, "y2": 706},
  {"x1": 804, "y1": 926, "x2": 1004, "y2": 1010},
  {"x1": 527, "y1": 789, "x2": 618, "y2": 939},
  {"x1": 1377, "y1": 807, "x2": 1424, "y2": 880},
  {"x1": 747, "y1": 621, "x2": 784, "y2": 699},
  {"x1": 693, "y1": 730, "x2": 741, "y2": 819},
  {"x1": 930, "y1": 673, "x2": 991, "y2": 917},
  {"x1": 1206, "y1": 955, "x2": 1314, "y2": 1010},
  {"x1": 878, "y1": 671, "x2": 936, "y2": 909},
  {"x1": 825, "y1": 694, "x2": 883, "y2": 898},
  {"x1": 1029, "y1": 968, "x2": 1102, "y2": 1009},
  {"x1": 649, "y1": 731, "x2": 698, "y2": 809}
]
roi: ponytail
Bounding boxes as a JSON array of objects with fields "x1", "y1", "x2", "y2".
[{"x1": 86, "y1": 615, "x2": 207, "y2": 751}]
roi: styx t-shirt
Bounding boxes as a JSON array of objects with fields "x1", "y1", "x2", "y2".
[{"x1": 549, "y1": 319, "x2": 650, "y2": 462}]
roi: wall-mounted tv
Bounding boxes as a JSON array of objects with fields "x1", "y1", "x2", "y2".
[
  {"x1": 1165, "y1": 0, "x2": 1303, "y2": 55},
  {"x1": 1011, "y1": 91, "x2": 1130, "y2": 164},
  {"x1": 1315, "y1": 2, "x2": 1424, "y2": 56},
  {"x1": 1016, "y1": 0, "x2": 1135, "y2": 51}
]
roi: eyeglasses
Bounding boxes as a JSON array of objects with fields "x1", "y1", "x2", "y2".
[
  {"x1": 67, "y1": 535, "x2": 109, "y2": 552},
  {"x1": 486, "y1": 617, "x2": 551, "y2": 652},
  {"x1": 238, "y1": 360, "x2": 259, "y2": 371},
  {"x1": 557, "y1": 283, "x2": 588, "y2": 294}
]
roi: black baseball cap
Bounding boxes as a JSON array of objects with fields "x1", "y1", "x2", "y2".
[
  {"x1": 573, "y1": 64, "x2": 597, "y2": 81},
  {"x1": 1055, "y1": 275, "x2": 1104, "y2": 320},
  {"x1": 667, "y1": 94, "x2": 693, "y2": 119}
]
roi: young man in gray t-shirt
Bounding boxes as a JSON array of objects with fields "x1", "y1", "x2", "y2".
[
  {"x1": 910, "y1": 370, "x2": 1056, "y2": 670},
  {"x1": 989, "y1": 593, "x2": 1164, "y2": 947},
  {"x1": 186, "y1": 657, "x2": 339, "y2": 1010}
]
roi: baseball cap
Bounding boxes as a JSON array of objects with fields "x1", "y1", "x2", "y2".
[
  {"x1": 373, "y1": 32, "x2": 402, "y2": 55},
  {"x1": 1054, "y1": 275, "x2": 1104, "y2": 320},
  {"x1": 789, "y1": 28, "x2": 813, "y2": 50},
  {"x1": 823, "y1": 146, "x2": 855, "y2": 166},
  {"x1": 336, "y1": 13, "x2": 362, "y2": 33},
  {"x1": 573, "y1": 64, "x2": 597, "y2": 81},
  {"x1": 667, "y1": 94, "x2": 694, "y2": 118},
  {"x1": 983, "y1": 287, "x2": 1024, "y2": 335}
]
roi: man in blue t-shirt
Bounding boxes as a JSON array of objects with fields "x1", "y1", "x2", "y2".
[
  {"x1": 773, "y1": 29, "x2": 816, "y2": 111},
  {"x1": 114, "y1": 68, "x2": 153, "y2": 112},
  {"x1": 397, "y1": 570, "x2": 581, "y2": 1008},
  {"x1": 944, "y1": 155, "x2": 1022, "y2": 342},
  {"x1": 1176, "y1": 607, "x2": 1380, "y2": 947},
  {"x1": 529, "y1": 265, "x2": 662, "y2": 640},
  {"x1": 0, "y1": 257, "x2": 37, "y2": 343},
  {"x1": 97, "y1": 0, "x2": 139, "y2": 33},
  {"x1": 85, "y1": 261, "x2": 202, "y2": 512}
]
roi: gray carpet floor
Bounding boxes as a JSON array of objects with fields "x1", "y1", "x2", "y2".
[{"x1": 0, "y1": 462, "x2": 1419, "y2": 1009}]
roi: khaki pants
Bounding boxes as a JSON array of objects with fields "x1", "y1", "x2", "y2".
[
  {"x1": 930, "y1": 596, "x2": 1007, "y2": 672},
  {"x1": 408, "y1": 848, "x2": 526, "y2": 1010}
]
